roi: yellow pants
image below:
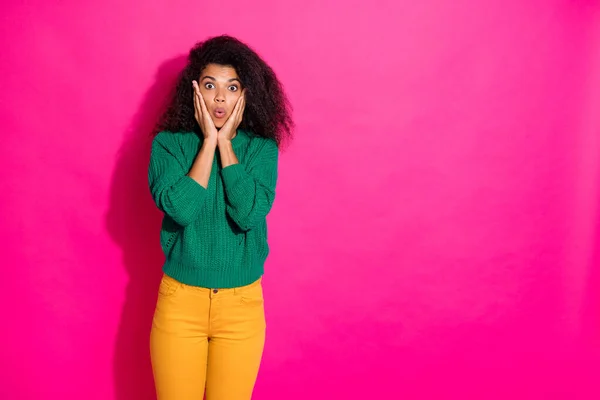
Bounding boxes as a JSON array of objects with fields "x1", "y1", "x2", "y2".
[{"x1": 150, "y1": 274, "x2": 266, "y2": 400}]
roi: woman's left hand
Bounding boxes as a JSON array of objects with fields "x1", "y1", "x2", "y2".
[{"x1": 218, "y1": 90, "x2": 246, "y2": 144}]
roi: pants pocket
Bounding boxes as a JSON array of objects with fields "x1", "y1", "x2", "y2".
[
  {"x1": 158, "y1": 274, "x2": 182, "y2": 298},
  {"x1": 238, "y1": 279, "x2": 264, "y2": 307}
]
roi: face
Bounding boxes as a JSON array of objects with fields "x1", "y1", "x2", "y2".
[{"x1": 198, "y1": 64, "x2": 243, "y2": 128}]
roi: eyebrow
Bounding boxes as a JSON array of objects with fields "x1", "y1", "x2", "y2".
[{"x1": 201, "y1": 76, "x2": 241, "y2": 83}]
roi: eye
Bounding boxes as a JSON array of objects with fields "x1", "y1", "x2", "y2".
[
  {"x1": 204, "y1": 83, "x2": 215, "y2": 89},
  {"x1": 228, "y1": 85, "x2": 239, "y2": 92}
]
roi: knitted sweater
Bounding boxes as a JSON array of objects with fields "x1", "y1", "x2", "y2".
[{"x1": 148, "y1": 129, "x2": 278, "y2": 288}]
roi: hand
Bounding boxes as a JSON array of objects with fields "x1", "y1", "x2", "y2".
[
  {"x1": 218, "y1": 89, "x2": 246, "y2": 144},
  {"x1": 192, "y1": 80, "x2": 218, "y2": 143}
]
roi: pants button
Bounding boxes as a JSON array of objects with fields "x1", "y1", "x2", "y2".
[{"x1": 213, "y1": 289, "x2": 218, "y2": 293}]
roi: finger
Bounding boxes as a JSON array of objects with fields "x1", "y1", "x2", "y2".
[
  {"x1": 236, "y1": 92, "x2": 246, "y2": 121},
  {"x1": 198, "y1": 93, "x2": 216, "y2": 129},
  {"x1": 193, "y1": 85, "x2": 201, "y2": 120},
  {"x1": 231, "y1": 91, "x2": 244, "y2": 115},
  {"x1": 192, "y1": 81, "x2": 201, "y2": 104},
  {"x1": 192, "y1": 81, "x2": 205, "y2": 117},
  {"x1": 221, "y1": 104, "x2": 239, "y2": 131},
  {"x1": 198, "y1": 90, "x2": 210, "y2": 116},
  {"x1": 192, "y1": 80, "x2": 200, "y2": 95},
  {"x1": 225, "y1": 101, "x2": 241, "y2": 129}
]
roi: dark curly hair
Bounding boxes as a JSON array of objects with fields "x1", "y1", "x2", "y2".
[{"x1": 155, "y1": 35, "x2": 294, "y2": 147}]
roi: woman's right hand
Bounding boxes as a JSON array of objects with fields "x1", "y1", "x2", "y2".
[{"x1": 192, "y1": 80, "x2": 218, "y2": 144}]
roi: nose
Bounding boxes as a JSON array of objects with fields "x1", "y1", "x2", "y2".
[{"x1": 214, "y1": 89, "x2": 225, "y2": 103}]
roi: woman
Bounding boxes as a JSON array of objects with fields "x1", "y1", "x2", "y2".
[{"x1": 147, "y1": 35, "x2": 293, "y2": 400}]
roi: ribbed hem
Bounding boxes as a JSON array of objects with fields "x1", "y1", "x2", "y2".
[{"x1": 163, "y1": 259, "x2": 264, "y2": 289}]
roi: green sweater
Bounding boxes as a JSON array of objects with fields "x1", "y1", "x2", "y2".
[{"x1": 148, "y1": 129, "x2": 278, "y2": 289}]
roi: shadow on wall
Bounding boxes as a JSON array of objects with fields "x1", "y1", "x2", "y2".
[{"x1": 106, "y1": 54, "x2": 187, "y2": 400}]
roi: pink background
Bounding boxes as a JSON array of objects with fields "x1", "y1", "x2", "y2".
[{"x1": 1, "y1": 0, "x2": 599, "y2": 399}]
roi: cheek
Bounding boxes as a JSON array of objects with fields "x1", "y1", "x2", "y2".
[
  {"x1": 227, "y1": 92, "x2": 242, "y2": 108},
  {"x1": 199, "y1": 88, "x2": 210, "y2": 101}
]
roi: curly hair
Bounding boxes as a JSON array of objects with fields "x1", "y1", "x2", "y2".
[{"x1": 155, "y1": 35, "x2": 294, "y2": 147}]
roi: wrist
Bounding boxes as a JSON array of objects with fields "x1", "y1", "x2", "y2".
[
  {"x1": 202, "y1": 136, "x2": 218, "y2": 148},
  {"x1": 217, "y1": 137, "x2": 233, "y2": 148}
]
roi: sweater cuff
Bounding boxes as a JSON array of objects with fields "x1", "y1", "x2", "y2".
[
  {"x1": 178, "y1": 175, "x2": 207, "y2": 203},
  {"x1": 221, "y1": 163, "x2": 247, "y2": 187}
]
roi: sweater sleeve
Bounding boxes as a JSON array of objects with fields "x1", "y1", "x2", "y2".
[
  {"x1": 220, "y1": 139, "x2": 278, "y2": 232},
  {"x1": 148, "y1": 133, "x2": 207, "y2": 227}
]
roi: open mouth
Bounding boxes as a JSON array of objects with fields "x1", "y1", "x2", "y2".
[{"x1": 213, "y1": 108, "x2": 226, "y2": 119}]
